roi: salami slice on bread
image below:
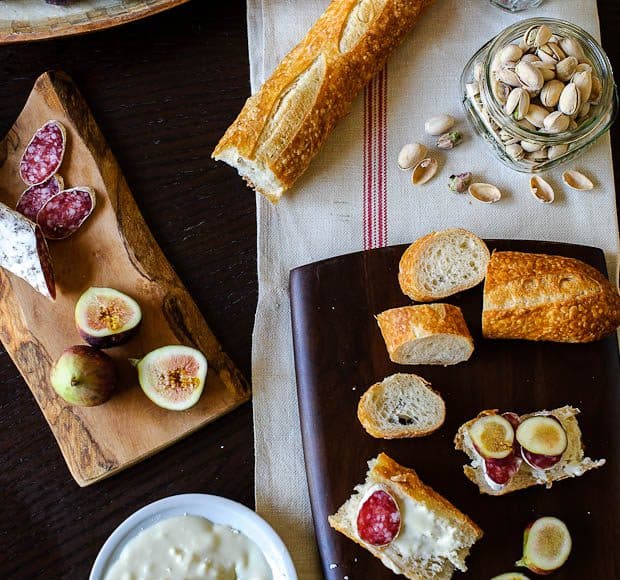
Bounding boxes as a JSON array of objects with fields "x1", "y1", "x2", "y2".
[
  {"x1": 329, "y1": 453, "x2": 483, "y2": 579},
  {"x1": 454, "y1": 406, "x2": 606, "y2": 496}
]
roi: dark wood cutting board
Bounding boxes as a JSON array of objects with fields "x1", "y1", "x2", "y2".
[{"x1": 290, "y1": 240, "x2": 620, "y2": 579}]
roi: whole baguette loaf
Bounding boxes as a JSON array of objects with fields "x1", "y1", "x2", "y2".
[
  {"x1": 454, "y1": 406, "x2": 606, "y2": 496},
  {"x1": 482, "y1": 251, "x2": 620, "y2": 342},
  {"x1": 213, "y1": 0, "x2": 434, "y2": 202}
]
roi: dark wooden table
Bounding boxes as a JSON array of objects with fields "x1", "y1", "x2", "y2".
[{"x1": 0, "y1": 2, "x2": 618, "y2": 578}]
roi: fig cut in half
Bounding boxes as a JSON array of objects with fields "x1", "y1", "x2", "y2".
[
  {"x1": 516, "y1": 416, "x2": 567, "y2": 457},
  {"x1": 492, "y1": 574, "x2": 530, "y2": 580},
  {"x1": 75, "y1": 287, "x2": 142, "y2": 349},
  {"x1": 516, "y1": 516, "x2": 572, "y2": 574},
  {"x1": 132, "y1": 345, "x2": 208, "y2": 411},
  {"x1": 469, "y1": 414, "x2": 515, "y2": 459}
]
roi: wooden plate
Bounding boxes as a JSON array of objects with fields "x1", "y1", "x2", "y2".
[
  {"x1": 0, "y1": 71, "x2": 250, "y2": 487},
  {"x1": 290, "y1": 240, "x2": 620, "y2": 579},
  {"x1": 0, "y1": 0, "x2": 188, "y2": 44}
]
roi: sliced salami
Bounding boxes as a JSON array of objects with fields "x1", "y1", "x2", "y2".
[
  {"x1": 356, "y1": 486, "x2": 401, "y2": 546},
  {"x1": 19, "y1": 120, "x2": 66, "y2": 186},
  {"x1": 15, "y1": 175, "x2": 64, "y2": 222},
  {"x1": 36, "y1": 187, "x2": 96, "y2": 240},
  {"x1": 485, "y1": 453, "x2": 522, "y2": 486},
  {"x1": 0, "y1": 202, "x2": 55, "y2": 299},
  {"x1": 522, "y1": 448, "x2": 562, "y2": 471}
]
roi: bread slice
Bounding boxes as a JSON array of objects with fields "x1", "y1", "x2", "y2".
[
  {"x1": 328, "y1": 453, "x2": 483, "y2": 579},
  {"x1": 454, "y1": 406, "x2": 606, "y2": 496},
  {"x1": 399, "y1": 229, "x2": 490, "y2": 302},
  {"x1": 482, "y1": 250, "x2": 620, "y2": 342},
  {"x1": 357, "y1": 373, "x2": 445, "y2": 438},
  {"x1": 376, "y1": 304, "x2": 474, "y2": 366}
]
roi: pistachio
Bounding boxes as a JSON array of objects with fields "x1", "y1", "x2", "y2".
[
  {"x1": 568, "y1": 118, "x2": 579, "y2": 131},
  {"x1": 540, "y1": 79, "x2": 564, "y2": 108},
  {"x1": 530, "y1": 175, "x2": 555, "y2": 203},
  {"x1": 398, "y1": 143, "x2": 427, "y2": 170},
  {"x1": 558, "y1": 83, "x2": 581, "y2": 116},
  {"x1": 577, "y1": 101, "x2": 591, "y2": 119},
  {"x1": 424, "y1": 114, "x2": 455, "y2": 136},
  {"x1": 411, "y1": 157, "x2": 438, "y2": 185},
  {"x1": 524, "y1": 24, "x2": 553, "y2": 49},
  {"x1": 525, "y1": 149, "x2": 548, "y2": 162},
  {"x1": 548, "y1": 143, "x2": 569, "y2": 160},
  {"x1": 474, "y1": 61, "x2": 484, "y2": 82},
  {"x1": 559, "y1": 37, "x2": 586, "y2": 62},
  {"x1": 505, "y1": 87, "x2": 530, "y2": 120},
  {"x1": 531, "y1": 61, "x2": 556, "y2": 82},
  {"x1": 492, "y1": 79, "x2": 512, "y2": 104},
  {"x1": 543, "y1": 111, "x2": 570, "y2": 133},
  {"x1": 468, "y1": 183, "x2": 502, "y2": 203},
  {"x1": 589, "y1": 74, "x2": 602, "y2": 105},
  {"x1": 448, "y1": 172, "x2": 472, "y2": 193},
  {"x1": 521, "y1": 53, "x2": 541, "y2": 64},
  {"x1": 562, "y1": 170, "x2": 594, "y2": 190},
  {"x1": 521, "y1": 140, "x2": 543, "y2": 153},
  {"x1": 498, "y1": 44, "x2": 523, "y2": 65},
  {"x1": 506, "y1": 142, "x2": 525, "y2": 160},
  {"x1": 517, "y1": 118, "x2": 538, "y2": 132},
  {"x1": 525, "y1": 104, "x2": 550, "y2": 128},
  {"x1": 499, "y1": 129, "x2": 519, "y2": 145},
  {"x1": 437, "y1": 131, "x2": 462, "y2": 150},
  {"x1": 515, "y1": 61, "x2": 544, "y2": 92},
  {"x1": 498, "y1": 66, "x2": 522, "y2": 88},
  {"x1": 466, "y1": 82, "x2": 480, "y2": 99},
  {"x1": 555, "y1": 56, "x2": 578, "y2": 82},
  {"x1": 575, "y1": 62, "x2": 593, "y2": 74},
  {"x1": 572, "y1": 69, "x2": 592, "y2": 103}
]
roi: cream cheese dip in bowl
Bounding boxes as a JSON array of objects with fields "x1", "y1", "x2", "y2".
[{"x1": 90, "y1": 494, "x2": 297, "y2": 580}]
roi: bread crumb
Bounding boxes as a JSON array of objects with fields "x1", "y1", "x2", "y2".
[{"x1": 329, "y1": 563, "x2": 338, "y2": 569}]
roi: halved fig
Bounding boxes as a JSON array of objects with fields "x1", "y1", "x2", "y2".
[
  {"x1": 469, "y1": 414, "x2": 515, "y2": 459},
  {"x1": 356, "y1": 484, "x2": 401, "y2": 546},
  {"x1": 75, "y1": 287, "x2": 142, "y2": 349},
  {"x1": 516, "y1": 517, "x2": 572, "y2": 574},
  {"x1": 516, "y1": 416, "x2": 567, "y2": 457},
  {"x1": 131, "y1": 345, "x2": 208, "y2": 411},
  {"x1": 492, "y1": 574, "x2": 530, "y2": 580}
]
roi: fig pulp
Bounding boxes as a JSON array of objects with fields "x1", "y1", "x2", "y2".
[
  {"x1": 132, "y1": 345, "x2": 207, "y2": 411},
  {"x1": 469, "y1": 414, "x2": 515, "y2": 459},
  {"x1": 516, "y1": 517, "x2": 572, "y2": 575},
  {"x1": 75, "y1": 287, "x2": 142, "y2": 348},
  {"x1": 492, "y1": 574, "x2": 530, "y2": 580},
  {"x1": 50, "y1": 345, "x2": 117, "y2": 406},
  {"x1": 516, "y1": 416, "x2": 567, "y2": 470}
]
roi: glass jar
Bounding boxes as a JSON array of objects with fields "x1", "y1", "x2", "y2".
[
  {"x1": 461, "y1": 18, "x2": 617, "y2": 173},
  {"x1": 490, "y1": 0, "x2": 545, "y2": 12}
]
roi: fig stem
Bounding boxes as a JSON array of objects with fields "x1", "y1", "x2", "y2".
[{"x1": 128, "y1": 358, "x2": 141, "y2": 368}]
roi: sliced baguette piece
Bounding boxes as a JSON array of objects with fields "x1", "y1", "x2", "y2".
[
  {"x1": 454, "y1": 406, "x2": 606, "y2": 496},
  {"x1": 357, "y1": 373, "x2": 445, "y2": 438},
  {"x1": 399, "y1": 228, "x2": 490, "y2": 302},
  {"x1": 328, "y1": 453, "x2": 483, "y2": 580},
  {"x1": 482, "y1": 251, "x2": 620, "y2": 342},
  {"x1": 376, "y1": 304, "x2": 474, "y2": 366}
]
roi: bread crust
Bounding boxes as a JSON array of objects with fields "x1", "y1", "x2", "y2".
[
  {"x1": 376, "y1": 304, "x2": 474, "y2": 365},
  {"x1": 454, "y1": 406, "x2": 606, "y2": 496},
  {"x1": 482, "y1": 251, "x2": 620, "y2": 342},
  {"x1": 213, "y1": 0, "x2": 434, "y2": 202},
  {"x1": 399, "y1": 228, "x2": 490, "y2": 302}
]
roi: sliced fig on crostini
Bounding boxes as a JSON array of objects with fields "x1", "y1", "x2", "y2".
[
  {"x1": 469, "y1": 414, "x2": 515, "y2": 459},
  {"x1": 75, "y1": 287, "x2": 142, "y2": 349},
  {"x1": 356, "y1": 484, "x2": 401, "y2": 547},
  {"x1": 131, "y1": 345, "x2": 208, "y2": 411},
  {"x1": 492, "y1": 573, "x2": 530, "y2": 580},
  {"x1": 516, "y1": 416, "x2": 567, "y2": 470},
  {"x1": 516, "y1": 516, "x2": 572, "y2": 575}
]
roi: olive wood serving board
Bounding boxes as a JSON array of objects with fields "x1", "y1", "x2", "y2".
[
  {"x1": 0, "y1": 71, "x2": 250, "y2": 487},
  {"x1": 290, "y1": 240, "x2": 620, "y2": 579}
]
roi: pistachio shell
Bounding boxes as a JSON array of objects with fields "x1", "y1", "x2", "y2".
[
  {"x1": 398, "y1": 143, "x2": 427, "y2": 170},
  {"x1": 589, "y1": 74, "x2": 602, "y2": 104},
  {"x1": 505, "y1": 87, "x2": 530, "y2": 120},
  {"x1": 526, "y1": 149, "x2": 548, "y2": 162},
  {"x1": 577, "y1": 101, "x2": 591, "y2": 119},
  {"x1": 524, "y1": 24, "x2": 552, "y2": 49},
  {"x1": 543, "y1": 111, "x2": 570, "y2": 133},
  {"x1": 506, "y1": 143, "x2": 525, "y2": 160},
  {"x1": 562, "y1": 170, "x2": 594, "y2": 190},
  {"x1": 515, "y1": 61, "x2": 544, "y2": 92},
  {"x1": 540, "y1": 79, "x2": 565, "y2": 108},
  {"x1": 559, "y1": 36, "x2": 586, "y2": 61},
  {"x1": 530, "y1": 175, "x2": 555, "y2": 203},
  {"x1": 411, "y1": 157, "x2": 438, "y2": 185},
  {"x1": 520, "y1": 53, "x2": 541, "y2": 64},
  {"x1": 466, "y1": 82, "x2": 480, "y2": 99},
  {"x1": 498, "y1": 66, "x2": 522, "y2": 88},
  {"x1": 558, "y1": 83, "x2": 581, "y2": 116},
  {"x1": 532, "y1": 61, "x2": 556, "y2": 82},
  {"x1": 492, "y1": 79, "x2": 512, "y2": 104},
  {"x1": 517, "y1": 118, "x2": 538, "y2": 132},
  {"x1": 424, "y1": 115, "x2": 455, "y2": 136},
  {"x1": 468, "y1": 183, "x2": 502, "y2": 203},
  {"x1": 572, "y1": 69, "x2": 592, "y2": 103},
  {"x1": 574, "y1": 62, "x2": 593, "y2": 74},
  {"x1": 498, "y1": 44, "x2": 523, "y2": 64},
  {"x1": 525, "y1": 104, "x2": 550, "y2": 128},
  {"x1": 548, "y1": 143, "x2": 569, "y2": 160},
  {"x1": 556, "y1": 56, "x2": 578, "y2": 82},
  {"x1": 521, "y1": 140, "x2": 543, "y2": 153}
]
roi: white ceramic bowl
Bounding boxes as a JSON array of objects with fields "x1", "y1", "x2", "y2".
[{"x1": 90, "y1": 493, "x2": 297, "y2": 580}]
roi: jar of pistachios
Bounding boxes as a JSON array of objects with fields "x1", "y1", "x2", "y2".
[{"x1": 461, "y1": 18, "x2": 617, "y2": 172}]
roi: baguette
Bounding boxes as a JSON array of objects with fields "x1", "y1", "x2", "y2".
[
  {"x1": 454, "y1": 406, "x2": 606, "y2": 496},
  {"x1": 328, "y1": 453, "x2": 483, "y2": 579},
  {"x1": 399, "y1": 229, "x2": 490, "y2": 302},
  {"x1": 376, "y1": 304, "x2": 474, "y2": 366},
  {"x1": 482, "y1": 251, "x2": 620, "y2": 342},
  {"x1": 213, "y1": 0, "x2": 434, "y2": 202},
  {"x1": 357, "y1": 373, "x2": 445, "y2": 438}
]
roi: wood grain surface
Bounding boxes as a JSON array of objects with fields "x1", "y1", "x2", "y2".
[
  {"x1": 291, "y1": 240, "x2": 620, "y2": 580},
  {"x1": 0, "y1": 1, "x2": 618, "y2": 578},
  {"x1": 0, "y1": 70, "x2": 250, "y2": 486}
]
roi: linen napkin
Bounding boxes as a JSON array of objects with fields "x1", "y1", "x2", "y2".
[{"x1": 247, "y1": 1, "x2": 619, "y2": 577}]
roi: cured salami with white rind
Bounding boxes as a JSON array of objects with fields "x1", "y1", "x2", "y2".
[
  {"x1": 36, "y1": 187, "x2": 95, "y2": 240},
  {"x1": 16, "y1": 174, "x2": 64, "y2": 221},
  {"x1": 0, "y1": 202, "x2": 56, "y2": 299},
  {"x1": 19, "y1": 120, "x2": 66, "y2": 186}
]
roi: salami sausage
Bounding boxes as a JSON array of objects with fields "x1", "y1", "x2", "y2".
[
  {"x1": 15, "y1": 175, "x2": 64, "y2": 222},
  {"x1": 485, "y1": 453, "x2": 522, "y2": 485},
  {"x1": 356, "y1": 487, "x2": 401, "y2": 546},
  {"x1": 36, "y1": 187, "x2": 96, "y2": 240},
  {"x1": 0, "y1": 202, "x2": 55, "y2": 299},
  {"x1": 19, "y1": 120, "x2": 66, "y2": 186},
  {"x1": 522, "y1": 449, "x2": 562, "y2": 470}
]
